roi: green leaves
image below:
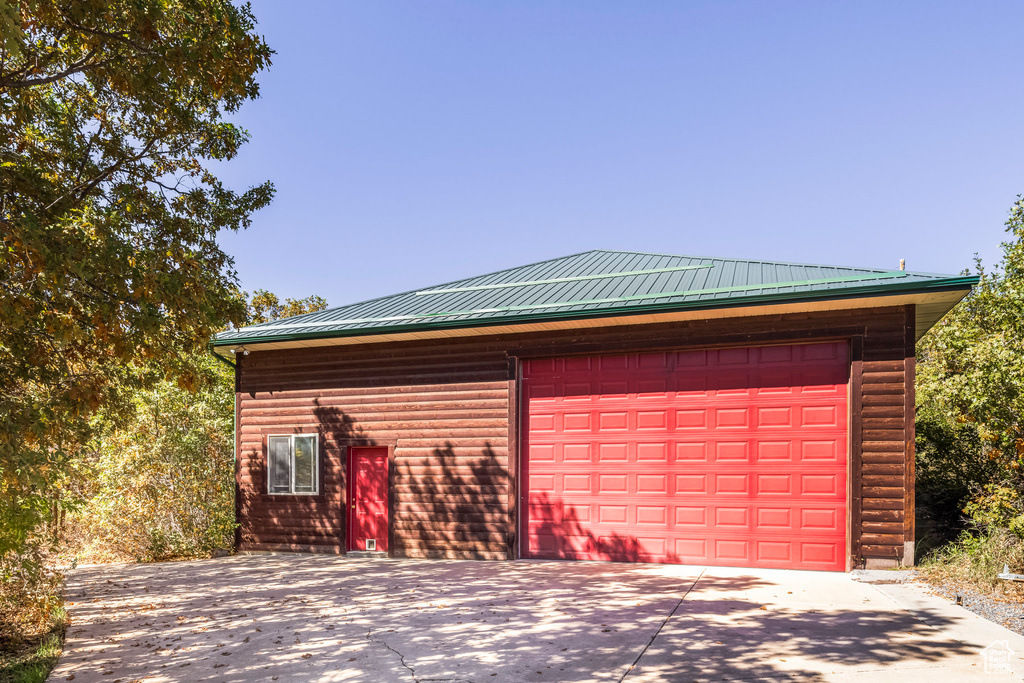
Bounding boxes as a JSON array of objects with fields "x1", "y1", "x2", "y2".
[
  {"x1": 246, "y1": 290, "x2": 329, "y2": 325},
  {"x1": 917, "y1": 195, "x2": 1024, "y2": 539},
  {"x1": 0, "y1": 1, "x2": 273, "y2": 569},
  {"x1": 69, "y1": 292, "x2": 326, "y2": 562},
  {"x1": 75, "y1": 351, "x2": 237, "y2": 562}
]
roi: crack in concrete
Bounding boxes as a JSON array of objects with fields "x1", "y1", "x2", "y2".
[
  {"x1": 618, "y1": 569, "x2": 706, "y2": 682},
  {"x1": 365, "y1": 627, "x2": 420, "y2": 682},
  {"x1": 362, "y1": 629, "x2": 474, "y2": 683}
]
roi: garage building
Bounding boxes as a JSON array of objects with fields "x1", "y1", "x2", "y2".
[{"x1": 212, "y1": 250, "x2": 975, "y2": 571}]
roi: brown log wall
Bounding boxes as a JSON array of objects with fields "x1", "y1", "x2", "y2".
[{"x1": 235, "y1": 304, "x2": 916, "y2": 568}]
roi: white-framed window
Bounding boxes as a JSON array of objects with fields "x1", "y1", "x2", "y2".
[{"x1": 267, "y1": 434, "x2": 319, "y2": 495}]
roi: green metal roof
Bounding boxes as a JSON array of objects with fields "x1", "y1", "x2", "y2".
[{"x1": 213, "y1": 250, "x2": 977, "y2": 347}]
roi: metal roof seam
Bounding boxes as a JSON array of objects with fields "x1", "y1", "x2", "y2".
[
  {"x1": 218, "y1": 249, "x2": 974, "y2": 341},
  {"x1": 212, "y1": 275, "x2": 977, "y2": 345}
]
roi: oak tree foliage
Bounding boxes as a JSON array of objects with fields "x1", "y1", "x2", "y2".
[
  {"x1": 247, "y1": 289, "x2": 328, "y2": 325},
  {"x1": 916, "y1": 197, "x2": 1024, "y2": 546},
  {"x1": 70, "y1": 292, "x2": 328, "y2": 563},
  {"x1": 0, "y1": 0, "x2": 273, "y2": 563}
]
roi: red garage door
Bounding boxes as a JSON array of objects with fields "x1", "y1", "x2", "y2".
[{"x1": 521, "y1": 342, "x2": 849, "y2": 572}]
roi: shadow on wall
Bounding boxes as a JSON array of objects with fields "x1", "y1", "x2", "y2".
[
  {"x1": 312, "y1": 400, "x2": 375, "y2": 448},
  {"x1": 278, "y1": 402, "x2": 668, "y2": 562},
  {"x1": 395, "y1": 441, "x2": 509, "y2": 559},
  {"x1": 527, "y1": 490, "x2": 681, "y2": 564},
  {"x1": 390, "y1": 437, "x2": 668, "y2": 563},
  {"x1": 238, "y1": 401, "x2": 376, "y2": 549}
]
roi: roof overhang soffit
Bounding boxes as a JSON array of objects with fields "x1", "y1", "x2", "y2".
[{"x1": 212, "y1": 288, "x2": 970, "y2": 357}]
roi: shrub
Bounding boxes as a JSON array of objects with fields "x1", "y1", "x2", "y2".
[
  {"x1": 67, "y1": 355, "x2": 237, "y2": 563},
  {"x1": 0, "y1": 541, "x2": 63, "y2": 646}
]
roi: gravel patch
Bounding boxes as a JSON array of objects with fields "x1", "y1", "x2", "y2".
[
  {"x1": 928, "y1": 581, "x2": 1024, "y2": 636},
  {"x1": 853, "y1": 568, "x2": 1024, "y2": 636}
]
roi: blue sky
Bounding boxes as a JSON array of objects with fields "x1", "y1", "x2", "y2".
[{"x1": 216, "y1": 1, "x2": 1024, "y2": 305}]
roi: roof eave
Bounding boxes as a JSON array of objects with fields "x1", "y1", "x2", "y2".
[{"x1": 212, "y1": 275, "x2": 978, "y2": 348}]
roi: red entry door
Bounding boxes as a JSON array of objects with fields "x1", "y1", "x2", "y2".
[{"x1": 348, "y1": 447, "x2": 389, "y2": 552}]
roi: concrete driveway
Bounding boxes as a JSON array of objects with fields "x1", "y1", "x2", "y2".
[{"x1": 49, "y1": 555, "x2": 1024, "y2": 682}]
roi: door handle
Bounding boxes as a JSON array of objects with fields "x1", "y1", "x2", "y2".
[{"x1": 351, "y1": 504, "x2": 356, "y2": 509}]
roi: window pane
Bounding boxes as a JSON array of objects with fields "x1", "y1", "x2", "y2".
[
  {"x1": 268, "y1": 437, "x2": 292, "y2": 493},
  {"x1": 293, "y1": 436, "x2": 316, "y2": 493}
]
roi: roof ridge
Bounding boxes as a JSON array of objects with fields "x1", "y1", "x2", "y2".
[{"x1": 590, "y1": 248, "x2": 951, "y2": 277}]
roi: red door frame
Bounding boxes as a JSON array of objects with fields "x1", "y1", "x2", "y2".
[{"x1": 347, "y1": 446, "x2": 390, "y2": 553}]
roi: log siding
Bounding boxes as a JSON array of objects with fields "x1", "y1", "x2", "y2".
[{"x1": 235, "y1": 304, "x2": 916, "y2": 568}]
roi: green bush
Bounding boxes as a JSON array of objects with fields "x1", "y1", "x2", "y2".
[
  {"x1": 965, "y1": 484, "x2": 1024, "y2": 539},
  {"x1": 0, "y1": 542, "x2": 62, "y2": 645},
  {"x1": 67, "y1": 354, "x2": 237, "y2": 563},
  {"x1": 915, "y1": 413, "x2": 994, "y2": 550}
]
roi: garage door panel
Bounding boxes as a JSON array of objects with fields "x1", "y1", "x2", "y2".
[
  {"x1": 675, "y1": 409, "x2": 708, "y2": 429},
  {"x1": 530, "y1": 474, "x2": 557, "y2": 492},
  {"x1": 801, "y1": 542, "x2": 839, "y2": 565},
  {"x1": 676, "y1": 370, "x2": 710, "y2": 392},
  {"x1": 562, "y1": 474, "x2": 592, "y2": 493},
  {"x1": 562, "y1": 383, "x2": 593, "y2": 400},
  {"x1": 676, "y1": 506, "x2": 707, "y2": 526},
  {"x1": 674, "y1": 473, "x2": 709, "y2": 493},
  {"x1": 717, "y1": 348, "x2": 752, "y2": 365},
  {"x1": 636, "y1": 505, "x2": 668, "y2": 525},
  {"x1": 676, "y1": 349, "x2": 709, "y2": 367},
  {"x1": 523, "y1": 341, "x2": 848, "y2": 571},
  {"x1": 562, "y1": 443, "x2": 593, "y2": 462},
  {"x1": 637, "y1": 410, "x2": 670, "y2": 429},
  {"x1": 529, "y1": 412, "x2": 556, "y2": 433},
  {"x1": 526, "y1": 381, "x2": 557, "y2": 400},
  {"x1": 713, "y1": 372, "x2": 753, "y2": 395},
  {"x1": 800, "y1": 507, "x2": 840, "y2": 530},
  {"x1": 596, "y1": 381, "x2": 628, "y2": 399},
  {"x1": 755, "y1": 541, "x2": 792, "y2": 563},
  {"x1": 714, "y1": 441, "x2": 749, "y2": 461},
  {"x1": 801, "y1": 343, "x2": 842, "y2": 361},
  {"x1": 715, "y1": 507, "x2": 749, "y2": 528},
  {"x1": 676, "y1": 442, "x2": 708, "y2": 461},
  {"x1": 597, "y1": 474, "x2": 628, "y2": 493},
  {"x1": 562, "y1": 411, "x2": 592, "y2": 431},
  {"x1": 756, "y1": 507, "x2": 792, "y2": 529},
  {"x1": 529, "y1": 443, "x2": 556, "y2": 462},
  {"x1": 714, "y1": 474, "x2": 751, "y2": 494},
  {"x1": 800, "y1": 472, "x2": 843, "y2": 495},
  {"x1": 800, "y1": 440, "x2": 844, "y2": 462},
  {"x1": 714, "y1": 407, "x2": 750, "y2": 428},
  {"x1": 755, "y1": 473, "x2": 793, "y2": 495},
  {"x1": 800, "y1": 405, "x2": 839, "y2": 427},
  {"x1": 597, "y1": 442, "x2": 628, "y2": 462},
  {"x1": 598, "y1": 411, "x2": 629, "y2": 430},
  {"x1": 636, "y1": 442, "x2": 669, "y2": 462},
  {"x1": 564, "y1": 356, "x2": 593, "y2": 373},
  {"x1": 637, "y1": 377, "x2": 671, "y2": 397}
]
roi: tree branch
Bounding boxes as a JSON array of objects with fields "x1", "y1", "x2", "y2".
[
  {"x1": 0, "y1": 48, "x2": 109, "y2": 90},
  {"x1": 43, "y1": 135, "x2": 162, "y2": 213}
]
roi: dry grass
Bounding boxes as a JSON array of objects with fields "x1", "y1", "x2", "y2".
[
  {"x1": 0, "y1": 543, "x2": 68, "y2": 683},
  {"x1": 920, "y1": 528, "x2": 1024, "y2": 601},
  {"x1": 0, "y1": 609, "x2": 66, "y2": 683}
]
